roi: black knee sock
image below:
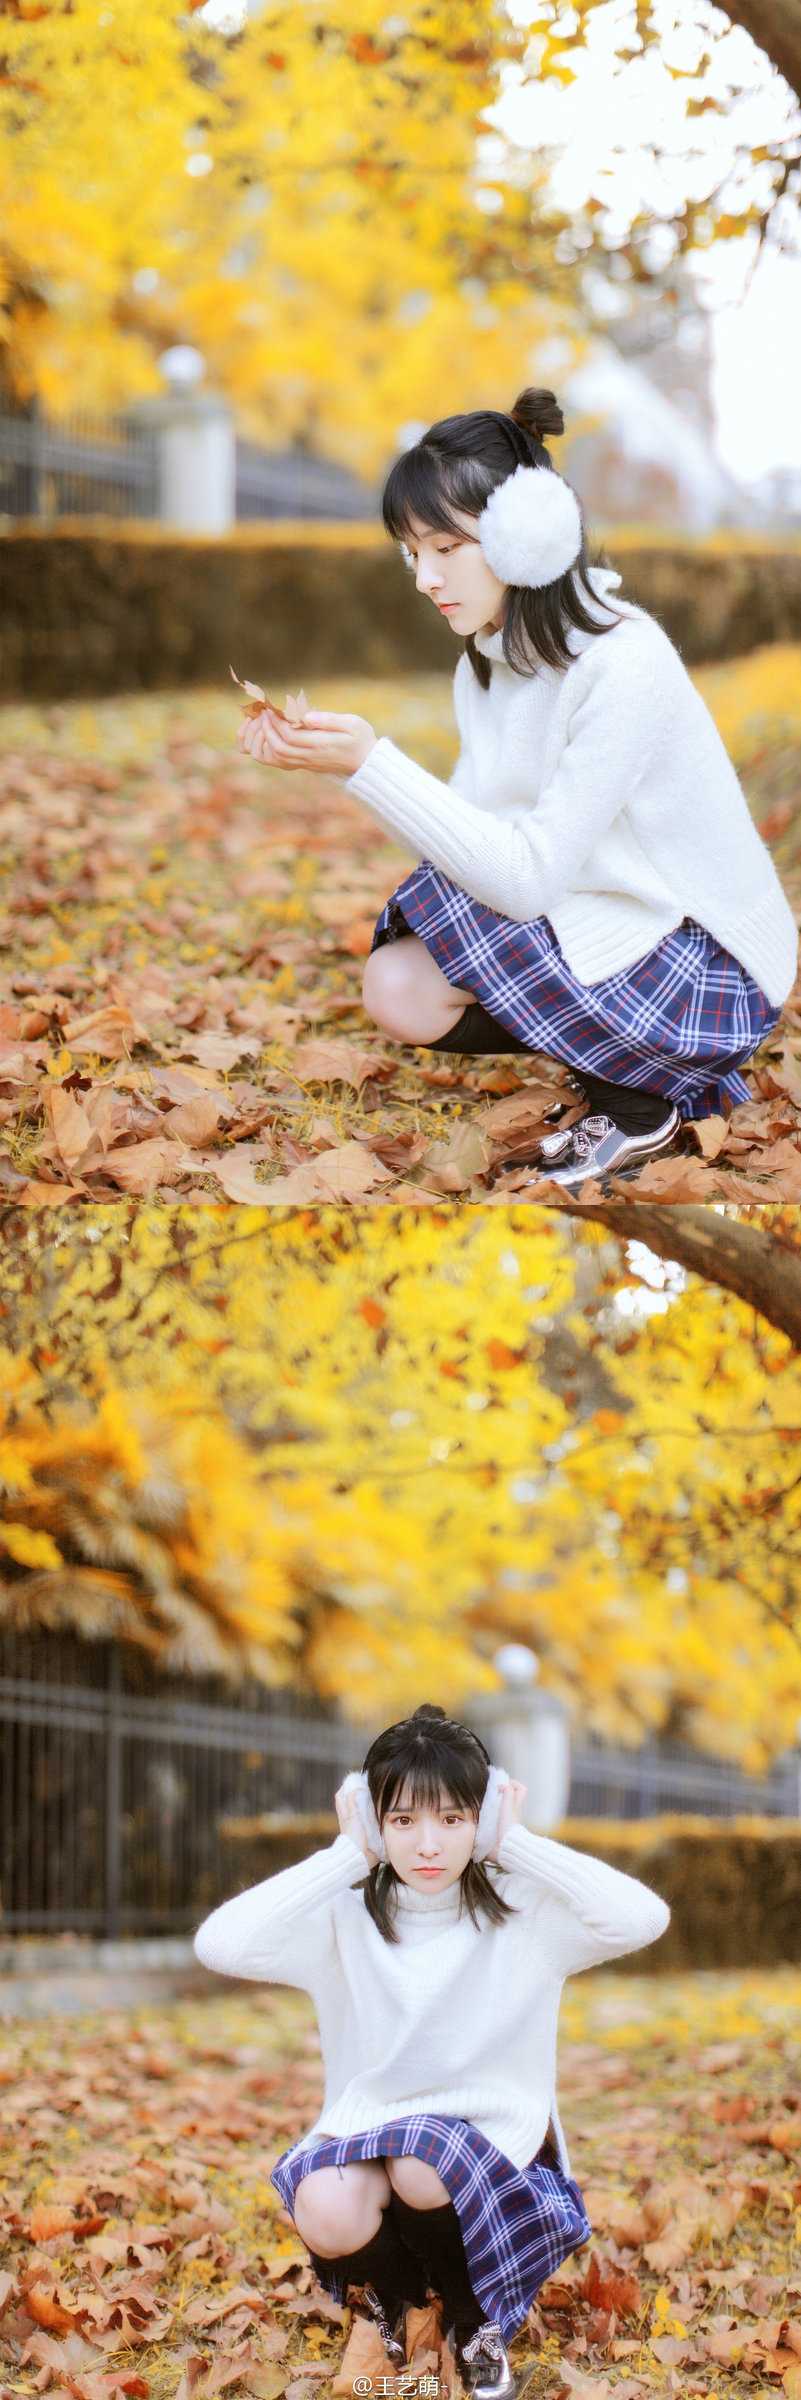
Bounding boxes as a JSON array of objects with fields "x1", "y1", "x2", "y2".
[
  {"x1": 390, "y1": 2193, "x2": 484, "y2": 2342},
  {"x1": 576, "y1": 1072, "x2": 674, "y2": 1136},
  {"x1": 427, "y1": 1000, "x2": 531, "y2": 1057},
  {"x1": 312, "y1": 2208, "x2": 426, "y2": 2309}
]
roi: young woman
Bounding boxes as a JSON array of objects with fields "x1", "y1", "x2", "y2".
[
  {"x1": 236, "y1": 388, "x2": 797, "y2": 1192},
  {"x1": 194, "y1": 1704, "x2": 670, "y2": 2394}
]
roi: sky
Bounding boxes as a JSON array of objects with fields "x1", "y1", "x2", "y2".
[{"x1": 494, "y1": 0, "x2": 801, "y2": 487}]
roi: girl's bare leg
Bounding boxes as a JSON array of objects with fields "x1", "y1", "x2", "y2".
[
  {"x1": 385, "y1": 2157, "x2": 451, "y2": 2208},
  {"x1": 293, "y1": 2158, "x2": 392, "y2": 2256},
  {"x1": 362, "y1": 935, "x2": 474, "y2": 1044}
]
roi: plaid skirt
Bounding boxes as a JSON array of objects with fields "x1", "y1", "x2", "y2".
[
  {"x1": 371, "y1": 867, "x2": 780, "y2": 1121},
  {"x1": 271, "y1": 2113, "x2": 591, "y2": 2342}
]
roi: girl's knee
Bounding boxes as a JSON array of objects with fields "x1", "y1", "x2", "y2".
[
  {"x1": 293, "y1": 2162, "x2": 390, "y2": 2256},
  {"x1": 386, "y1": 2156, "x2": 450, "y2": 2209},
  {"x1": 362, "y1": 940, "x2": 421, "y2": 1038}
]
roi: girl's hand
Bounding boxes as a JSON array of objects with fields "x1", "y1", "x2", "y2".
[
  {"x1": 488, "y1": 1778, "x2": 527, "y2": 1860},
  {"x1": 236, "y1": 708, "x2": 377, "y2": 778},
  {"x1": 335, "y1": 1780, "x2": 380, "y2": 1868}
]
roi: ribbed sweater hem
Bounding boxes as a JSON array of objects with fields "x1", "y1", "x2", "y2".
[{"x1": 285, "y1": 2095, "x2": 561, "y2": 2177}]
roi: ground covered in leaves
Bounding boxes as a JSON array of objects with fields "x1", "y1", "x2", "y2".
[
  {"x1": 1, "y1": 1971, "x2": 800, "y2": 2400},
  {"x1": 1, "y1": 653, "x2": 801, "y2": 1204}
]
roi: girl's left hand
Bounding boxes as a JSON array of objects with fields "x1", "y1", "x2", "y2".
[
  {"x1": 236, "y1": 708, "x2": 377, "y2": 778},
  {"x1": 488, "y1": 1778, "x2": 527, "y2": 1859}
]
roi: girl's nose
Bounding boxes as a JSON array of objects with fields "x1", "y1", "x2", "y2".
[
  {"x1": 418, "y1": 1818, "x2": 442, "y2": 1854},
  {"x1": 416, "y1": 564, "x2": 443, "y2": 596}
]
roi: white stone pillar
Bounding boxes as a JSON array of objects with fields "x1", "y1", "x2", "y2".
[
  {"x1": 127, "y1": 347, "x2": 236, "y2": 533},
  {"x1": 156, "y1": 394, "x2": 236, "y2": 533},
  {"x1": 468, "y1": 1645, "x2": 571, "y2": 1830}
]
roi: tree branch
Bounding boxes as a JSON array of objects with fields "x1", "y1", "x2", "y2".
[
  {"x1": 719, "y1": 0, "x2": 801, "y2": 98},
  {"x1": 541, "y1": 1203, "x2": 801, "y2": 1348}
]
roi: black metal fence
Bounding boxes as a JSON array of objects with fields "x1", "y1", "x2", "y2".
[
  {"x1": 0, "y1": 1632, "x2": 359, "y2": 1937},
  {"x1": 0, "y1": 404, "x2": 377, "y2": 523},
  {"x1": 0, "y1": 406, "x2": 160, "y2": 521},
  {"x1": 0, "y1": 1632, "x2": 798, "y2": 1939}
]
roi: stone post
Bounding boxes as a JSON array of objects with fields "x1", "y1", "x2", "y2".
[
  {"x1": 127, "y1": 346, "x2": 236, "y2": 533},
  {"x1": 468, "y1": 1645, "x2": 571, "y2": 1830}
]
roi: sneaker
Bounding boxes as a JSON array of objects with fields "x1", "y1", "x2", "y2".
[
  {"x1": 455, "y1": 2322, "x2": 515, "y2": 2398},
  {"x1": 362, "y1": 2286, "x2": 407, "y2": 2371},
  {"x1": 531, "y1": 1105, "x2": 680, "y2": 1191}
]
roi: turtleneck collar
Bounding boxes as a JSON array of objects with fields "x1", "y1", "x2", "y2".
[
  {"x1": 392, "y1": 1877, "x2": 465, "y2": 1918},
  {"x1": 472, "y1": 565, "x2": 623, "y2": 663}
]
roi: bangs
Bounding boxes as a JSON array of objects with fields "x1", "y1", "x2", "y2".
[
  {"x1": 372, "y1": 1744, "x2": 484, "y2": 1826},
  {"x1": 381, "y1": 445, "x2": 494, "y2": 546}
]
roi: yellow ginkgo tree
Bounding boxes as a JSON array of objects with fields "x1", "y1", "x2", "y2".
[
  {"x1": 0, "y1": 0, "x2": 579, "y2": 461},
  {"x1": 0, "y1": 1205, "x2": 800, "y2": 1769}
]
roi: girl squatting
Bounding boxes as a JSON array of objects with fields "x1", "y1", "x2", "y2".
[
  {"x1": 194, "y1": 1706, "x2": 669, "y2": 2395},
  {"x1": 237, "y1": 388, "x2": 797, "y2": 1193}
]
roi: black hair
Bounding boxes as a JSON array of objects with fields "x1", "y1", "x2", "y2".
[
  {"x1": 381, "y1": 385, "x2": 622, "y2": 685},
  {"x1": 360, "y1": 1702, "x2": 517, "y2": 1944}
]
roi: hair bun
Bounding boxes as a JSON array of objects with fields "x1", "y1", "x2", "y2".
[
  {"x1": 411, "y1": 1702, "x2": 448, "y2": 1723},
  {"x1": 510, "y1": 386, "x2": 564, "y2": 445}
]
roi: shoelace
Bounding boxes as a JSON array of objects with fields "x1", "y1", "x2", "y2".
[
  {"x1": 541, "y1": 1112, "x2": 614, "y2": 1162},
  {"x1": 461, "y1": 2324, "x2": 506, "y2": 2365}
]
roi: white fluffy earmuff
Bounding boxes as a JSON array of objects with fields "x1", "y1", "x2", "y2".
[
  {"x1": 478, "y1": 464, "x2": 582, "y2": 590},
  {"x1": 339, "y1": 1770, "x2": 388, "y2": 1862},
  {"x1": 472, "y1": 1764, "x2": 511, "y2": 1862}
]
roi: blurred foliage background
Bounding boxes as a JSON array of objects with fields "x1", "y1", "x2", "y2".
[{"x1": 0, "y1": 1204, "x2": 800, "y2": 1769}]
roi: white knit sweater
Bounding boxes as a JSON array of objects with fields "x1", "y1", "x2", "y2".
[
  {"x1": 347, "y1": 570, "x2": 797, "y2": 1003},
  {"x1": 194, "y1": 1827, "x2": 670, "y2": 2175}
]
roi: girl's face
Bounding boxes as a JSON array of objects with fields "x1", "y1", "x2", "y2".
[
  {"x1": 381, "y1": 1779, "x2": 478, "y2": 1891},
  {"x1": 403, "y1": 507, "x2": 508, "y2": 638}
]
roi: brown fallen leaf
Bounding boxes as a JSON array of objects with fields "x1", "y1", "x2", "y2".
[
  {"x1": 205, "y1": 1147, "x2": 273, "y2": 1203},
  {"x1": 93, "y1": 1138, "x2": 182, "y2": 1196},
  {"x1": 332, "y1": 2313, "x2": 393, "y2": 2396},
  {"x1": 243, "y1": 2372, "x2": 290, "y2": 2400},
  {"x1": 289, "y1": 1041, "x2": 393, "y2": 1093},
  {"x1": 230, "y1": 670, "x2": 311, "y2": 725},
  {"x1": 405, "y1": 2304, "x2": 441, "y2": 2363},
  {"x1": 264, "y1": 1142, "x2": 395, "y2": 1202},
  {"x1": 61, "y1": 1006, "x2": 137, "y2": 1060},
  {"x1": 687, "y1": 1114, "x2": 730, "y2": 1161},
  {"x1": 43, "y1": 1087, "x2": 107, "y2": 1179},
  {"x1": 179, "y1": 1032, "x2": 262, "y2": 1074},
  {"x1": 582, "y1": 2255, "x2": 642, "y2": 2320},
  {"x1": 164, "y1": 1092, "x2": 227, "y2": 1147},
  {"x1": 25, "y1": 2282, "x2": 92, "y2": 2334},
  {"x1": 421, "y1": 1121, "x2": 489, "y2": 1193}
]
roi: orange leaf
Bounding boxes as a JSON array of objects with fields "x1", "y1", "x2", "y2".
[
  {"x1": 357, "y1": 1298, "x2": 386, "y2": 1329},
  {"x1": 26, "y1": 2281, "x2": 86, "y2": 2331},
  {"x1": 485, "y1": 1338, "x2": 525, "y2": 1370}
]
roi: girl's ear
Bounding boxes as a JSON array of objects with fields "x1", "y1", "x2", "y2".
[
  {"x1": 339, "y1": 1770, "x2": 388, "y2": 1863},
  {"x1": 472, "y1": 1766, "x2": 510, "y2": 1860}
]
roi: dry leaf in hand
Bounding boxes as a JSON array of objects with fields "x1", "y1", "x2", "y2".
[{"x1": 230, "y1": 670, "x2": 311, "y2": 724}]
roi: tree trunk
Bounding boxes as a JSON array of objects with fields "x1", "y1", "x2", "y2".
[
  {"x1": 545, "y1": 1203, "x2": 801, "y2": 1348},
  {"x1": 721, "y1": 0, "x2": 801, "y2": 97}
]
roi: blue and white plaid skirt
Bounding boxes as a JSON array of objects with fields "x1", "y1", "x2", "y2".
[
  {"x1": 271, "y1": 2113, "x2": 591, "y2": 2342},
  {"x1": 371, "y1": 867, "x2": 780, "y2": 1121}
]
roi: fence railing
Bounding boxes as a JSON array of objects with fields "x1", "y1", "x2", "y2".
[
  {"x1": 0, "y1": 410, "x2": 160, "y2": 521},
  {"x1": 0, "y1": 406, "x2": 376, "y2": 524},
  {"x1": 566, "y1": 1735, "x2": 800, "y2": 1822},
  {"x1": 0, "y1": 1633, "x2": 797, "y2": 1939}
]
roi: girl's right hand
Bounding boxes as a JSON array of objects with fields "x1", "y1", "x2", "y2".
[{"x1": 335, "y1": 1780, "x2": 380, "y2": 1867}]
